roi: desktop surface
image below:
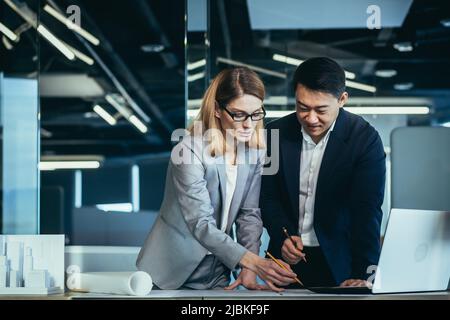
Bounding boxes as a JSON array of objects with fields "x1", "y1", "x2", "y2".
[
  {"x1": 1, "y1": 289, "x2": 449, "y2": 300},
  {"x1": 67, "y1": 289, "x2": 450, "y2": 300}
]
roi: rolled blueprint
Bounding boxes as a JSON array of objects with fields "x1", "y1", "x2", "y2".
[{"x1": 67, "y1": 271, "x2": 153, "y2": 296}]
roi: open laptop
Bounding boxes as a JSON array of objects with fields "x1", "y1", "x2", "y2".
[{"x1": 309, "y1": 208, "x2": 450, "y2": 294}]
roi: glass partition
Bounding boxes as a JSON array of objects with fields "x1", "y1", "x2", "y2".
[{"x1": 0, "y1": 0, "x2": 40, "y2": 234}]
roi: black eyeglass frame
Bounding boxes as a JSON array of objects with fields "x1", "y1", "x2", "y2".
[{"x1": 221, "y1": 105, "x2": 266, "y2": 122}]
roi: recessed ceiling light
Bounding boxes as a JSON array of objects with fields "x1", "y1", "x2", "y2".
[
  {"x1": 346, "y1": 80, "x2": 377, "y2": 93},
  {"x1": 375, "y1": 69, "x2": 397, "y2": 78},
  {"x1": 43, "y1": 4, "x2": 100, "y2": 46},
  {"x1": 0, "y1": 22, "x2": 18, "y2": 41},
  {"x1": 272, "y1": 54, "x2": 355, "y2": 79},
  {"x1": 2, "y1": 36, "x2": 14, "y2": 50},
  {"x1": 187, "y1": 71, "x2": 205, "y2": 82},
  {"x1": 37, "y1": 24, "x2": 75, "y2": 60},
  {"x1": 93, "y1": 105, "x2": 117, "y2": 126},
  {"x1": 128, "y1": 115, "x2": 148, "y2": 133},
  {"x1": 394, "y1": 82, "x2": 414, "y2": 90},
  {"x1": 440, "y1": 19, "x2": 450, "y2": 27},
  {"x1": 40, "y1": 128, "x2": 53, "y2": 138},
  {"x1": 187, "y1": 59, "x2": 206, "y2": 71},
  {"x1": 219, "y1": 56, "x2": 286, "y2": 79},
  {"x1": 39, "y1": 161, "x2": 101, "y2": 170},
  {"x1": 141, "y1": 44, "x2": 165, "y2": 53},
  {"x1": 393, "y1": 42, "x2": 413, "y2": 52},
  {"x1": 84, "y1": 112, "x2": 96, "y2": 118}
]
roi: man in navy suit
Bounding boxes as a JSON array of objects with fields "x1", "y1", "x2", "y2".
[{"x1": 260, "y1": 57, "x2": 386, "y2": 288}]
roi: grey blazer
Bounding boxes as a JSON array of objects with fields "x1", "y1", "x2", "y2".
[{"x1": 136, "y1": 134, "x2": 265, "y2": 289}]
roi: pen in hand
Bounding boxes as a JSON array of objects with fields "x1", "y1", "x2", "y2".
[
  {"x1": 265, "y1": 250, "x2": 304, "y2": 286},
  {"x1": 282, "y1": 227, "x2": 307, "y2": 263}
]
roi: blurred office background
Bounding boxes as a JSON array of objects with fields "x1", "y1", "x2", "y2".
[{"x1": 1, "y1": 0, "x2": 449, "y2": 252}]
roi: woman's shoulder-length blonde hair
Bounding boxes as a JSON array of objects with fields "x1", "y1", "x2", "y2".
[{"x1": 187, "y1": 67, "x2": 266, "y2": 156}]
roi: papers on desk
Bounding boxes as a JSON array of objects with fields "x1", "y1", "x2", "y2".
[
  {"x1": 67, "y1": 271, "x2": 153, "y2": 296},
  {"x1": 71, "y1": 289, "x2": 319, "y2": 299},
  {"x1": 69, "y1": 289, "x2": 450, "y2": 299}
]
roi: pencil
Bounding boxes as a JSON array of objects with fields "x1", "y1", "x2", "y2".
[
  {"x1": 282, "y1": 227, "x2": 307, "y2": 263},
  {"x1": 265, "y1": 250, "x2": 304, "y2": 286}
]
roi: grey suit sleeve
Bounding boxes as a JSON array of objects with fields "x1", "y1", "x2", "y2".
[
  {"x1": 170, "y1": 149, "x2": 247, "y2": 271},
  {"x1": 235, "y1": 151, "x2": 264, "y2": 255}
]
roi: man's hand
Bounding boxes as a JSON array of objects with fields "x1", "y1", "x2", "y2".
[
  {"x1": 225, "y1": 268, "x2": 269, "y2": 290},
  {"x1": 340, "y1": 279, "x2": 372, "y2": 288},
  {"x1": 281, "y1": 236, "x2": 306, "y2": 265}
]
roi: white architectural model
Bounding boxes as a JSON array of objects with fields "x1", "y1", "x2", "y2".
[{"x1": 0, "y1": 235, "x2": 64, "y2": 295}]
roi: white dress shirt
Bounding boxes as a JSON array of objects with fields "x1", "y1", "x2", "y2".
[
  {"x1": 299, "y1": 120, "x2": 336, "y2": 246},
  {"x1": 221, "y1": 164, "x2": 238, "y2": 232},
  {"x1": 207, "y1": 164, "x2": 237, "y2": 255}
]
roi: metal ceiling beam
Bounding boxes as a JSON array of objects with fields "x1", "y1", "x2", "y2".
[{"x1": 217, "y1": 0, "x2": 231, "y2": 59}]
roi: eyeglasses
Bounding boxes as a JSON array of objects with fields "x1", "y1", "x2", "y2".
[{"x1": 221, "y1": 106, "x2": 266, "y2": 122}]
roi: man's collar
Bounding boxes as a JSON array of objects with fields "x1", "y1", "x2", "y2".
[{"x1": 329, "y1": 117, "x2": 337, "y2": 132}]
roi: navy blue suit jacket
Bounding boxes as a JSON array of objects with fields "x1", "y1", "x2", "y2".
[{"x1": 260, "y1": 109, "x2": 386, "y2": 285}]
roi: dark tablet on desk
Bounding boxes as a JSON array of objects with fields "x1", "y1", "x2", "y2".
[{"x1": 307, "y1": 286, "x2": 372, "y2": 295}]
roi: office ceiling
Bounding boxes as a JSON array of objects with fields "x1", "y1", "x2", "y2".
[
  {"x1": 207, "y1": 0, "x2": 450, "y2": 105},
  {"x1": 0, "y1": 0, "x2": 449, "y2": 158}
]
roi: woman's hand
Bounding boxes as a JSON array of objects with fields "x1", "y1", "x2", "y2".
[
  {"x1": 239, "y1": 252, "x2": 297, "y2": 292},
  {"x1": 225, "y1": 268, "x2": 268, "y2": 290}
]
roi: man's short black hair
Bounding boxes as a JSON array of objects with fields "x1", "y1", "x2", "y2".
[{"x1": 292, "y1": 57, "x2": 346, "y2": 99}]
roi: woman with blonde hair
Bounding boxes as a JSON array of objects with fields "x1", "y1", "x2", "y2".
[{"x1": 137, "y1": 67, "x2": 296, "y2": 291}]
